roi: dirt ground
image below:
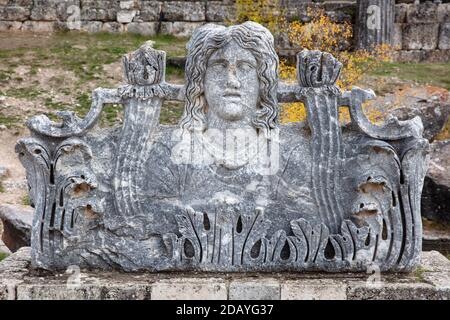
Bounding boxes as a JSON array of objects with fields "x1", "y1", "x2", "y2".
[
  {"x1": 0, "y1": 129, "x2": 27, "y2": 205},
  {"x1": 0, "y1": 32, "x2": 54, "y2": 50}
]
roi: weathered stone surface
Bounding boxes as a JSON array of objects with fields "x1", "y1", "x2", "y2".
[
  {"x1": 161, "y1": 1, "x2": 205, "y2": 22},
  {"x1": 0, "y1": 6, "x2": 29, "y2": 21},
  {"x1": 1, "y1": 249, "x2": 449, "y2": 300},
  {"x1": 365, "y1": 85, "x2": 448, "y2": 140},
  {"x1": 81, "y1": 8, "x2": 116, "y2": 22},
  {"x1": 437, "y1": 3, "x2": 450, "y2": 22},
  {"x1": 0, "y1": 247, "x2": 30, "y2": 273},
  {"x1": 402, "y1": 23, "x2": 440, "y2": 50},
  {"x1": 0, "y1": 247, "x2": 31, "y2": 300},
  {"x1": 390, "y1": 95, "x2": 450, "y2": 141},
  {"x1": 54, "y1": 1, "x2": 80, "y2": 21},
  {"x1": 126, "y1": 21, "x2": 157, "y2": 36},
  {"x1": 17, "y1": 22, "x2": 429, "y2": 273},
  {"x1": 81, "y1": 0, "x2": 120, "y2": 10},
  {"x1": 133, "y1": 1, "x2": 160, "y2": 22},
  {"x1": 206, "y1": 1, "x2": 235, "y2": 22},
  {"x1": 346, "y1": 282, "x2": 450, "y2": 300},
  {"x1": 16, "y1": 283, "x2": 151, "y2": 300},
  {"x1": 421, "y1": 250, "x2": 450, "y2": 272},
  {"x1": 0, "y1": 20, "x2": 22, "y2": 30},
  {"x1": 102, "y1": 21, "x2": 124, "y2": 33},
  {"x1": 422, "y1": 140, "x2": 450, "y2": 224},
  {"x1": 281, "y1": 279, "x2": 347, "y2": 300},
  {"x1": 160, "y1": 21, "x2": 204, "y2": 37},
  {"x1": 117, "y1": 9, "x2": 136, "y2": 23},
  {"x1": 395, "y1": 3, "x2": 408, "y2": 23},
  {"x1": 406, "y1": 2, "x2": 439, "y2": 23},
  {"x1": 152, "y1": 279, "x2": 227, "y2": 300},
  {"x1": 0, "y1": 205, "x2": 32, "y2": 253},
  {"x1": 0, "y1": 1, "x2": 33, "y2": 6},
  {"x1": 31, "y1": 9, "x2": 56, "y2": 22},
  {"x1": 393, "y1": 23, "x2": 403, "y2": 49},
  {"x1": 120, "y1": 0, "x2": 135, "y2": 10},
  {"x1": 423, "y1": 49, "x2": 450, "y2": 63},
  {"x1": 229, "y1": 280, "x2": 280, "y2": 300},
  {"x1": 439, "y1": 23, "x2": 450, "y2": 50},
  {"x1": 80, "y1": 21, "x2": 103, "y2": 32},
  {"x1": 21, "y1": 20, "x2": 55, "y2": 32}
]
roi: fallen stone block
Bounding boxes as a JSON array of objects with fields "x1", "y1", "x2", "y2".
[
  {"x1": 422, "y1": 140, "x2": 450, "y2": 224},
  {"x1": 0, "y1": 204, "x2": 32, "y2": 252}
]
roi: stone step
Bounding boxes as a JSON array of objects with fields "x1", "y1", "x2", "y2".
[{"x1": 0, "y1": 248, "x2": 449, "y2": 300}]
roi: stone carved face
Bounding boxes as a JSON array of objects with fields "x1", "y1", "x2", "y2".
[
  {"x1": 204, "y1": 40, "x2": 260, "y2": 126},
  {"x1": 180, "y1": 22, "x2": 279, "y2": 133}
]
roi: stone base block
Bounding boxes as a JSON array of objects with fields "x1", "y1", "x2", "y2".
[{"x1": 1, "y1": 248, "x2": 449, "y2": 300}]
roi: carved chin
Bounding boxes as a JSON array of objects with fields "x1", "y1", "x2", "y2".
[{"x1": 217, "y1": 103, "x2": 245, "y2": 121}]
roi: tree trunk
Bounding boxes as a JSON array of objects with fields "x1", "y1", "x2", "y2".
[{"x1": 355, "y1": 0, "x2": 395, "y2": 50}]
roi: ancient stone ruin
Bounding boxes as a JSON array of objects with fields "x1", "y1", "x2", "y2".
[{"x1": 16, "y1": 22, "x2": 429, "y2": 273}]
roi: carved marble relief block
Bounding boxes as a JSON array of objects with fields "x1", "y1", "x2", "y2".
[{"x1": 17, "y1": 22, "x2": 429, "y2": 272}]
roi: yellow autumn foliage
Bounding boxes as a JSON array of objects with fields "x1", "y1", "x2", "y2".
[{"x1": 234, "y1": 2, "x2": 393, "y2": 124}]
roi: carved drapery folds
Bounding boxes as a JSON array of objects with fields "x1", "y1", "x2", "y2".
[
  {"x1": 297, "y1": 50, "x2": 345, "y2": 233},
  {"x1": 114, "y1": 43, "x2": 166, "y2": 220},
  {"x1": 16, "y1": 23, "x2": 428, "y2": 272}
]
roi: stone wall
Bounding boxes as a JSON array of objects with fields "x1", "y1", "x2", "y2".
[
  {"x1": 393, "y1": 1, "x2": 450, "y2": 62},
  {"x1": 0, "y1": 1, "x2": 449, "y2": 61}
]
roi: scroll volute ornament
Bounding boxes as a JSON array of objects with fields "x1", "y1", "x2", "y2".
[{"x1": 296, "y1": 49, "x2": 342, "y2": 89}]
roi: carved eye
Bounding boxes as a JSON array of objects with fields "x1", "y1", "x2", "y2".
[
  {"x1": 209, "y1": 61, "x2": 227, "y2": 70},
  {"x1": 238, "y1": 61, "x2": 255, "y2": 71}
]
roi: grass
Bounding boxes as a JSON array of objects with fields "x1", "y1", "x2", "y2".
[
  {"x1": 0, "y1": 181, "x2": 4, "y2": 193},
  {"x1": 0, "y1": 114, "x2": 22, "y2": 129},
  {"x1": 0, "y1": 252, "x2": 8, "y2": 262},
  {"x1": 414, "y1": 266, "x2": 430, "y2": 283},
  {"x1": 371, "y1": 62, "x2": 450, "y2": 90},
  {"x1": 21, "y1": 194, "x2": 31, "y2": 206},
  {"x1": 4, "y1": 87, "x2": 43, "y2": 99},
  {"x1": 0, "y1": 31, "x2": 188, "y2": 128}
]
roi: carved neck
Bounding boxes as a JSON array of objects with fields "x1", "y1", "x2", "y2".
[{"x1": 206, "y1": 110, "x2": 254, "y2": 130}]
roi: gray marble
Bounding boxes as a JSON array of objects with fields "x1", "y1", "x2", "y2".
[{"x1": 16, "y1": 22, "x2": 429, "y2": 272}]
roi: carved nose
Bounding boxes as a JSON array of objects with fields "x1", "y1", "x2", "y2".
[{"x1": 226, "y1": 69, "x2": 241, "y2": 89}]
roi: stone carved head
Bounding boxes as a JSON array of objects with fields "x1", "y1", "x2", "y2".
[
  {"x1": 122, "y1": 41, "x2": 165, "y2": 86},
  {"x1": 179, "y1": 22, "x2": 279, "y2": 134}
]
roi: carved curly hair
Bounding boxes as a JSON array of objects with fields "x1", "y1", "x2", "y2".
[{"x1": 179, "y1": 21, "x2": 279, "y2": 133}]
